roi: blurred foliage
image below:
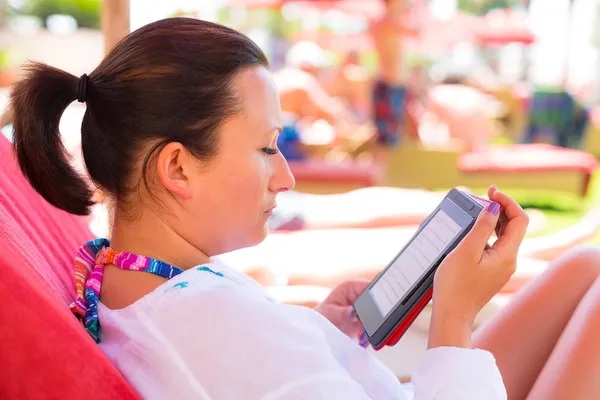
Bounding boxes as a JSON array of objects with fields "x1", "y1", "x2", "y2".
[
  {"x1": 457, "y1": 0, "x2": 520, "y2": 15},
  {"x1": 0, "y1": 49, "x2": 9, "y2": 69},
  {"x1": 19, "y1": 0, "x2": 101, "y2": 29},
  {"x1": 0, "y1": 46, "x2": 18, "y2": 73}
]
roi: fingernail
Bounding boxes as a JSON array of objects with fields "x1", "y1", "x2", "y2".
[
  {"x1": 359, "y1": 333, "x2": 368, "y2": 347},
  {"x1": 486, "y1": 201, "x2": 500, "y2": 216}
]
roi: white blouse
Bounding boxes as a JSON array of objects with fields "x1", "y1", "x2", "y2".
[{"x1": 98, "y1": 262, "x2": 507, "y2": 400}]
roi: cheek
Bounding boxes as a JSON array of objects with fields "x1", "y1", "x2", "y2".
[
  {"x1": 226, "y1": 154, "x2": 270, "y2": 213},
  {"x1": 194, "y1": 154, "x2": 272, "y2": 226},
  {"x1": 242, "y1": 155, "x2": 270, "y2": 198}
]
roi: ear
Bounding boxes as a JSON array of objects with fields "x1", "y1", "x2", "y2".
[{"x1": 155, "y1": 142, "x2": 193, "y2": 200}]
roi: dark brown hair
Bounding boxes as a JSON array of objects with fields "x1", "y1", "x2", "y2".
[{"x1": 10, "y1": 18, "x2": 268, "y2": 216}]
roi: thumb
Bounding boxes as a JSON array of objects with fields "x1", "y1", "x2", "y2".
[
  {"x1": 457, "y1": 201, "x2": 501, "y2": 261},
  {"x1": 342, "y1": 306, "x2": 367, "y2": 339}
]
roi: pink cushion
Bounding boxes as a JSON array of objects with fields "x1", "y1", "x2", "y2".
[
  {"x1": 459, "y1": 144, "x2": 597, "y2": 197},
  {"x1": 0, "y1": 136, "x2": 139, "y2": 399},
  {"x1": 287, "y1": 160, "x2": 382, "y2": 186},
  {"x1": 458, "y1": 144, "x2": 597, "y2": 174}
]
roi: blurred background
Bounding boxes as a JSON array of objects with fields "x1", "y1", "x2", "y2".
[
  {"x1": 1, "y1": 0, "x2": 595, "y2": 233},
  {"x1": 4, "y1": 0, "x2": 600, "y2": 378},
  {"x1": 2, "y1": 0, "x2": 600, "y2": 91}
]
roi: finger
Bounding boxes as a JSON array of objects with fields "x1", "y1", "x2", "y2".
[
  {"x1": 483, "y1": 185, "x2": 502, "y2": 237},
  {"x1": 344, "y1": 278, "x2": 370, "y2": 293},
  {"x1": 348, "y1": 308, "x2": 359, "y2": 323},
  {"x1": 333, "y1": 279, "x2": 370, "y2": 305},
  {"x1": 490, "y1": 189, "x2": 525, "y2": 222},
  {"x1": 359, "y1": 332, "x2": 370, "y2": 348},
  {"x1": 495, "y1": 209, "x2": 508, "y2": 238},
  {"x1": 457, "y1": 201, "x2": 501, "y2": 261},
  {"x1": 488, "y1": 191, "x2": 529, "y2": 254},
  {"x1": 487, "y1": 184, "x2": 498, "y2": 200},
  {"x1": 350, "y1": 322, "x2": 367, "y2": 340},
  {"x1": 342, "y1": 307, "x2": 368, "y2": 338}
]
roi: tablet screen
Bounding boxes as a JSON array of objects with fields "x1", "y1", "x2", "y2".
[{"x1": 369, "y1": 209, "x2": 462, "y2": 317}]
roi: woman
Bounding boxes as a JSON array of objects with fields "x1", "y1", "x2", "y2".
[{"x1": 10, "y1": 18, "x2": 600, "y2": 399}]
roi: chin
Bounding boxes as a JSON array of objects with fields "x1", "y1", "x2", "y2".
[
  {"x1": 233, "y1": 224, "x2": 270, "y2": 252},
  {"x1": 253, "y1": 223, "x2": 270, "y2": 245}
]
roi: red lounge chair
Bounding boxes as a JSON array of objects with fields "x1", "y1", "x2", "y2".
[
  {"x1": 0, "y1": 135, "x2": 139, "y2": 399},
  {"x1": 290, "y1": 144, "x2": 597, "y2": 197},
  {"x1": 288, "y1": 159, "x2": 383, "y2": 194}
]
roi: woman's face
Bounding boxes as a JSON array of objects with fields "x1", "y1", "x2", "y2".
[{"x1": 157, "y1": 66, "x2": 295, "y2": 257}]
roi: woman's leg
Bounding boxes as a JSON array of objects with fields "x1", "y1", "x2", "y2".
[
  {"x1": 526, "y1": 272, "x2": 600, "y2": 399},
  {"x1": 472, "y1": 246, "x2": 600, "y2": 400},
  {"x1": 519, "y1": 207, "x2": 600, "y2": 261}
]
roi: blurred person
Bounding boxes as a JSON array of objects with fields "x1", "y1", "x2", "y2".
[
  {"x1": 419, "y1": 72, "x2": 502, "y2": 151},
  {"x1": 329, "y1": 50, "x2": 374, "y2": 122},
  {"x1": 523, "y1": 87, "x2": 588, "y2": 150},
  {"x1": 273, "y1": 41, "x2": 353, "y2": 125},
  {"x1": 273, "y1": 42, "x2": 369, "y2": 159},
  {"x1": 370, "y1": 0, "x2": 420, "y2": 155}
]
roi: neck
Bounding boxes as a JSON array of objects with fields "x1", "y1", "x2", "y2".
[{"x1": 109, "y1": 208, "x2": 211, "y2": 270}]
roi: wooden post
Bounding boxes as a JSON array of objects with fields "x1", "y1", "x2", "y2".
[{"x1": 102, "y1": 0, "x2": 130, "y2": 54}]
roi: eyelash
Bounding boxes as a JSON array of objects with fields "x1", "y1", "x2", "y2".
[{"x1": 262, "y1": 146, "x2": 279, "y2": 155}]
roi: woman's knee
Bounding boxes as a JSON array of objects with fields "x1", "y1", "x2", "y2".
[
  {"x1": 549, "y1": 245, "x2": 600, "y2": 281},
  {"x1": 565, "y1": 275, "x2": 600, "y2": 338},
  {"x1": 583, "y1": 277, "x2": 600, "y2": 316}
]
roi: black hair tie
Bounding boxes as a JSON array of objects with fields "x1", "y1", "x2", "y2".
[{"x1": 77, "y1": 74, "x2": 88, "y2": 103}]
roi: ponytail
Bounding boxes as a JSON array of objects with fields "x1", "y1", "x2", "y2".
[
  {"x1": 10, "y1": 62, "x2": 93, "y2": 216},
  {"x1": 8, "y1": 19, "x2": 271, "y2": 218}
]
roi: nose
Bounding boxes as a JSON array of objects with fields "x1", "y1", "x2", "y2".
[{"x1": 269, "y1": 153, "x2": 295, "y2": 193}]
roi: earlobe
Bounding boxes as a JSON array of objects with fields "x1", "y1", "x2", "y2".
[{"x1": 156, "y1": 142, "x2": 192, "y2": 200}]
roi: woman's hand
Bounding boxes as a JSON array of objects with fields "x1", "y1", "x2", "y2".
[
  {"x1": 315, "y1": 279, "x2": 370, "y2": 347},
  {"x1": 429, "y1": 186, "x2": 529, "y2": 349}
]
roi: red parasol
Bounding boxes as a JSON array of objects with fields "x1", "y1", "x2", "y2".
[
  {"x1": 291, "y1": 0, "x2": 385, "y2": 19},
  {"x1": 226, "y1": 0, "x2": 281, "y2": 7},
  {"x1": 225, "y1": 0, "x2": 385, "y2": 19},
  {"x1": 474, "y1": 9, "x2": 535, "y2": 45},
  {"x1": 225, "y1": 1, "x2": 535, "y2": 51},
  {"x1": 292, "y1": 10, "x2": 478, "y2": 54}
]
